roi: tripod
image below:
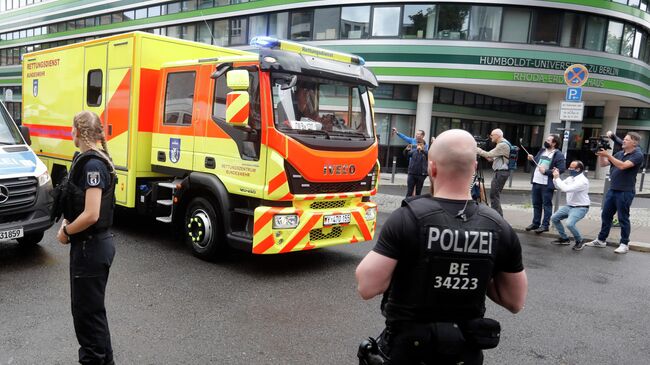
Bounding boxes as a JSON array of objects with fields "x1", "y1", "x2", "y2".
[{"x1": 472, "y1": 156, "x2": 489, "y2": 205}]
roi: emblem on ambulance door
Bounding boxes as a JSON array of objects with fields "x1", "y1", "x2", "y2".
[
  {"x1": 169, "y1": 138, "x2": 181, "y2": 164},
  {"x1": 33, "y1": 80, "x2": 38, "y2": 97}
]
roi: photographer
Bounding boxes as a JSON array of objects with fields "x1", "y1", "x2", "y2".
[
  {"x1": 525, "y1": 134, "x2": 566, "y2": 234},
  {"x1": 393, "y1": 128, "x2": 429, "y2": 197},
  {"x1": 550, "y1": 161, "x2": 590, "y2": 250},
  {"x1": 356, "y1": 129, "x2": 527, "y2": 365},
  {"x1": 476, "y1": 129, "x2": 511, "y2": 216},
  {"x1": 586, "y1": 132, "x2": 644, "y2": 254}
]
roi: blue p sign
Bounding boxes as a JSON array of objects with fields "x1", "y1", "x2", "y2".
[{"x1": 566, "y1": 87, "x2": 582, "y2": 101}]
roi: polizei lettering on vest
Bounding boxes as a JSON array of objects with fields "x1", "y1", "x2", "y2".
[{"x1": 427, "y1": 227, "x2": 492, "y2": 254}]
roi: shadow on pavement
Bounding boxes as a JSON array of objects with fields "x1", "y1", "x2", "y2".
[{"x1": 0, "y1": 242, "x2": 57, "y2": 273}]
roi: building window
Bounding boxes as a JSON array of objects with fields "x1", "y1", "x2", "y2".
[
  {"x1": 531, "y1": 8, "x2": 561, "y2": 45},
  {"x1": 584, "y1": 16, "x2": 607, "y2": 51},
  {"x1": 372, "y1": 6, "x2": 401, "y2": 37},
  {"x1": 436, "y1": 4, "x2": 469, "y2": 40},
  {"x1": 181, "y1": 24, "x2": 196, "y2": 41},
  {"x1": 182, "y1": 0, "x2": 197, "y2": 12},
  {"x1": 168, "y1": 2, "x2": 182, "y2": 14},
  {"x1": 402, "y1": 4, "x2": 436, "y2": 39},
  {"x1": 290, "y1": 10, "x2": 313, "y2": 41},
  {"x1": 148, "y1": 5, "x2": 162, "y2": 17},
  {"x1": 164, "y1": 72, "x2": 196, "y2": 126},
  {"x1": 269, "y1": 12, "x2": 288, "y2": 39},
  {"x1": 198, "y1": 0, "x2": 213, "y2": 9},
  {"x1": 229, "y1": 18, "x2": 247, "y2": 45},
  {"x1": 87, "y1": 70, "x2": 103, "y2": 107},
  {"x1": 468, "y1": 6, "x2": 502, "y2": 42},
  {"x1": 213, "y1": 19, "x2": 229, "y2": 46},
  {"x1": 621, "y1": 24, "x2": 635, "y2": 56},
  {"x1": 605, "y1": 20, "x2": 624, "y2": 54},
  {"x1": 314, "y1": 7, "x2": 340, "y2": 40},
  {"x1": 340, "y1": 6, "x2": 370, "y2": 39},
  {"x1": 501, "y1": 7, "x2": 530, "y2": 43},
  {"x1": 123, "y1": 10, "x2": 135, "y2": 21},
  {"x1": 99, "y1": 14, "x2": 111, "y2": 26},
  {"x1": 249, "y1": 14, "x2": 269, "y2": 42},
  {"x1": 167, "y1": 25, "x2": 181, "y2": 39},
  {"x1": 634, "y1": 30, "x2": 646, "y2": 59},
  {"x1": 198, "y1": 20, "x2": 213, "y2": 44},
  {"x1": 373, "y1": 84, "x2": 394, "y2": 99},
  {"x1": 560, "y1": 12, "x2": 586, "y2": 48},
  {"x1": 135, "y1": 8, "x2": 147, "y2": 20}
]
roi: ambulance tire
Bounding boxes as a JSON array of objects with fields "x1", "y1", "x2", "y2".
[
  {"x1": 184, "y1": 196, "x2": 227, "y2": 261},
  {"x1": 17, "y1": 232, "x2": 44, "y2": 247}
]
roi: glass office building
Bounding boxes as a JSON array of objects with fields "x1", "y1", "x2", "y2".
[{"x1": 2, "y1": 0, "x2": 650, "y2": 174}]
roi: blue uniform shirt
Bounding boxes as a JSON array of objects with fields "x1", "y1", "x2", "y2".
[{"x1": 610, "y1": 148, "x2": 644, "y2": 192}]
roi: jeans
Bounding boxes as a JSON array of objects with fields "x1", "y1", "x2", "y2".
[
  {"x1": 406, "y1": 174, "x2": 427, "y2": 198},
  {"x1": 551, "y1": 206, "x2": 589, "y2": 242},
  {"x1": 531, "y1": 183, "x2": 555, "y2": 228},
  {"x1": 490, "y1": 170, "x2": 510, "y2": 216},
  {"x1": 598, "y1": 189, "x2": 635, "y2": 245}
]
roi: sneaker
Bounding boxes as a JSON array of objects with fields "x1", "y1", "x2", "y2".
[
  {"x1": 614, "y1": 244, "x2": 629, "y2": 254},
  {"x1": 525, "y1": 224, "x2": 539, "y2": 231},
  {"x1": 573, "y1": 240, "x2": 585, "y2": 251},
  {"x1": 552, "y1": 237, "x2": 571, "y2": 245},
  {"x1": 585, "y1": 239, "x2": 607, "y2": 248},
  {"x1": 534, "y1": 226, "x2": 549, "y2": 234}
]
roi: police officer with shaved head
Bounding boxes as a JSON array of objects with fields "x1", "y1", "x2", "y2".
[{"x1": 356, "y1": 129, "x2": 528, "y2": 365}]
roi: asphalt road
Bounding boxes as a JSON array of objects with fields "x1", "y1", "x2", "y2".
[{"x1": 1, "y1": 212, "x2": 649, "y2": 364}]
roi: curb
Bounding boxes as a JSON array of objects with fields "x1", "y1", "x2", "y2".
[{"x1": 513, "y1": 229, "x2": 650, "y2": 253}]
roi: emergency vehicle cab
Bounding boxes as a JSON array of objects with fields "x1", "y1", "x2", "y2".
[{"x1": 22, "y1": 32, "x2": 379, "y2": 260}]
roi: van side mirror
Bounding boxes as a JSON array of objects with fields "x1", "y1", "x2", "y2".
[
  {"x1": 19, "y1": 125, "x2": 32, "y2": 145},
  {"x1": 225, "y1": 70, "x2": 250, "y2": 126}
]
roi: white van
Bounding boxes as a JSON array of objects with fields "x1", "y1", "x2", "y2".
[{"x1": 0, "y1": 101, "x2": 53, "y2": 246}]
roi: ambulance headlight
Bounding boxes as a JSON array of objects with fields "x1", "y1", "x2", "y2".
[
  {"x1": 273, "y1": 214, "x2": 299, "y2": 229},
  {"x1": 37, "y1": 171, "x2": 51, "y2": 186},
  {"x1": 364, "y1": 207, "x2": 376, "y2": 221}
]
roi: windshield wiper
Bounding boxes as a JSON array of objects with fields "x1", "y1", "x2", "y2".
[{"x1": 327, "y1": 131, "x2": 368, "y2": 139}]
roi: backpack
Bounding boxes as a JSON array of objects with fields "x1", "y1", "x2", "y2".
[{"x1": 501, "y1": 140, "x2": 519, "y2": 170}]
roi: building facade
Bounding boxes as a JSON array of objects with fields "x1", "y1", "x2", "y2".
[{"x1": 2, "y1": 0, "x2": 650, "y2": 175}]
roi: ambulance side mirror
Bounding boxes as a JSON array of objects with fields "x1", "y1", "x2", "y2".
[{"x1": 225, "y1": 70, "x2": 250, "y2": 126}]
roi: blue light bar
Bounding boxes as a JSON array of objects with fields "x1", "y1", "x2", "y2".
[{"x1": 250, "y1": 36, "x2": 281, "y2": 49}]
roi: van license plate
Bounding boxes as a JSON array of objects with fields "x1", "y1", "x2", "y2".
[
  {"x1": 0, "y1": 228, "x2": 24, "y2": 241},
  {"x1": 323, "y1": 213, "x2": 351, "y2": 226}
]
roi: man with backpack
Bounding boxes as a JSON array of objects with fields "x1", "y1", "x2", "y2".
[{"x1": 476, "y1": 129, "x2": 516, "y2": 216}]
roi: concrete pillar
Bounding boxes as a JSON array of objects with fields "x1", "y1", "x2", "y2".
[
  {"x1": 595, "y1": 100, "x2": 620, "y2": 179},
  {"x1": 543, "y1": 92, "x2": 564, "y2": 139},
  {"x1": 415, "y1": 83, "x2": 434, "y2": 139}
]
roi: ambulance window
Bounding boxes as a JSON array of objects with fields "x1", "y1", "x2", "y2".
[
  {"x1": 87, "y1": 69, "x2": 103, "y2": 107},
  {"x1": 164, "y1": 71, "x2": 196, "y2": 126}
]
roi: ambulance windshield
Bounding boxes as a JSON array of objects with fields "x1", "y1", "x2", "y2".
[
  {"x1": 272, "y1": 73, "x2": 374, "y2": 140},
  {"x1": 0, "y1": 104, "x2": 23, "y2": 145}
]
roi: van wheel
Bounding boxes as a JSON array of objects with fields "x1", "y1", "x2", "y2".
[
  {"x1": 17, "y1": 232, "x2": 44, "y2": 247},
  {"x1": 184, "y1": 197, "x2": 227, "y2": 261}
]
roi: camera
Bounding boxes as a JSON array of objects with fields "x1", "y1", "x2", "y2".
[
  {"x1": 474, "y1": 136, "x2": 490, "y2": 149},
  {"x1": 586, "y1": 135, "x2": 611, "y2": 153}
]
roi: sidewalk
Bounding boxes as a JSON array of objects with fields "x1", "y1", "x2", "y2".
[{"x1": 375, "y1": 170, "x2": 650, "y2": 253}]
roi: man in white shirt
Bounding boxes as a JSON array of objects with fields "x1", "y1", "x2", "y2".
[{"x1": 550, "y1": 160, "x2": 590, "y2": 250}]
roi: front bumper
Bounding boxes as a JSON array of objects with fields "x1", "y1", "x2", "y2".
[
  {"x1": 0, "y1": 182, "x2": 54, "y2": 239},
  {"x1": 251, "y1": 198, "x2": 376, "y2": 254}
]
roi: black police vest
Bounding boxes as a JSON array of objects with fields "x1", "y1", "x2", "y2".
[
  {"x1": 62, "y1": 150, "x2": 116, "y2": 233},
  {"x1": 383, "y1": 196, "x2": 506, "y2": 324}
]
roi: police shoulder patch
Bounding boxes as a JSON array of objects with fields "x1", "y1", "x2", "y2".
[{"x1": 87, "y1": 171, "x2": 101, "y2": 187}]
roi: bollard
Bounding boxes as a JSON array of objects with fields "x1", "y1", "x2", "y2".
[
  {"x1": 602, "y1": 173, "x2": 611, "y2": 210},
  {"x1": 640, "y1": 168, "x2": 646, "y2": 192},
  {"x1": 584, "y1": 166, "x2": 589, "y2": 179},
  {"x1": 508, "y1": 170, "x2": 513, "y2": 188},
  {"x1": 391, "y1": 156, "x2": 397, "y2": 184}
]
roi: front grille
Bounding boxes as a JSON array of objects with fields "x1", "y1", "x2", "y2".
[
  {"x1": 285, "y1": 162, "x2": 376, "y2": 194},
  {"x1": 309, "y1": 226, "x2": 342, "y2": 241},
  {"x1": 310, "y1": 200, "x2": 346, "y2": 210},
  {"x1": 0, "y1": 177, "x2": 38, "y2": 213}
]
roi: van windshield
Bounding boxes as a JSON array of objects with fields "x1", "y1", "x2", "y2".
[
  {"x1": 0, "y1": 104, "x2": 23, "y2": 145},
  {"x1": 271, "y1": 73, "x2": 374, "y2": 140}
]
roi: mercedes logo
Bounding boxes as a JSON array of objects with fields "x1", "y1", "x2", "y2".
[{"x1": 0, "y1": 185, "x2": 9, "y2": 204}]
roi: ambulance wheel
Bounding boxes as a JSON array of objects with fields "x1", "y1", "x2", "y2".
[
  {"x1": 17, "y1": 232, "x2": 44, "y2": 247},
  {"x1": 184, "y1": 197, "x2": 227, "y2": 261}
]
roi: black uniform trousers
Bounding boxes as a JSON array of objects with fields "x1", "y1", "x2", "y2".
[
  {"x1": 378, "y1": 327, "x2": 484, "y2": 365},
  {"x1": 70, "y1": 231, "x2": 115, "y2": 365}
]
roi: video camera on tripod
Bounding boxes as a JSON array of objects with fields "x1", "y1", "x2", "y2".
[
  {"x1": 586, "y1": 135, "x2": 611, "y2": 153},
  {"x1": 474, "y1": 136, "x2": 490, "y2": 149}
]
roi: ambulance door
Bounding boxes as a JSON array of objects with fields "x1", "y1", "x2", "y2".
[
  {"x1": 83, "y1": 43, "x2": 108, "y2": 125},
  {"x1": 152, "y1": 66, "x2": 197, "y2": 172}
]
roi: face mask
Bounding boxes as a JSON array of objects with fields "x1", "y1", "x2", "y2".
[
  {"x1": 569, "y1": 170, "x2": 580, "y2": 177},
  {"x1": 544, "y1": 142, "x2": 551, "y2": 149}
]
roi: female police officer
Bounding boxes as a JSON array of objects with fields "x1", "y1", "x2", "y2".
[{"x1": 56, "y1": 111, "x2": 116, "y2": 365}]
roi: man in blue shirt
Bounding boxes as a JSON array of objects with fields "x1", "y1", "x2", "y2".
[
  {"x1": 586, "y1": 132, "x2": 645, "y2": 254},
  {"x1": 392, "y1": 128, "x2": 429, "y2": 197}
]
